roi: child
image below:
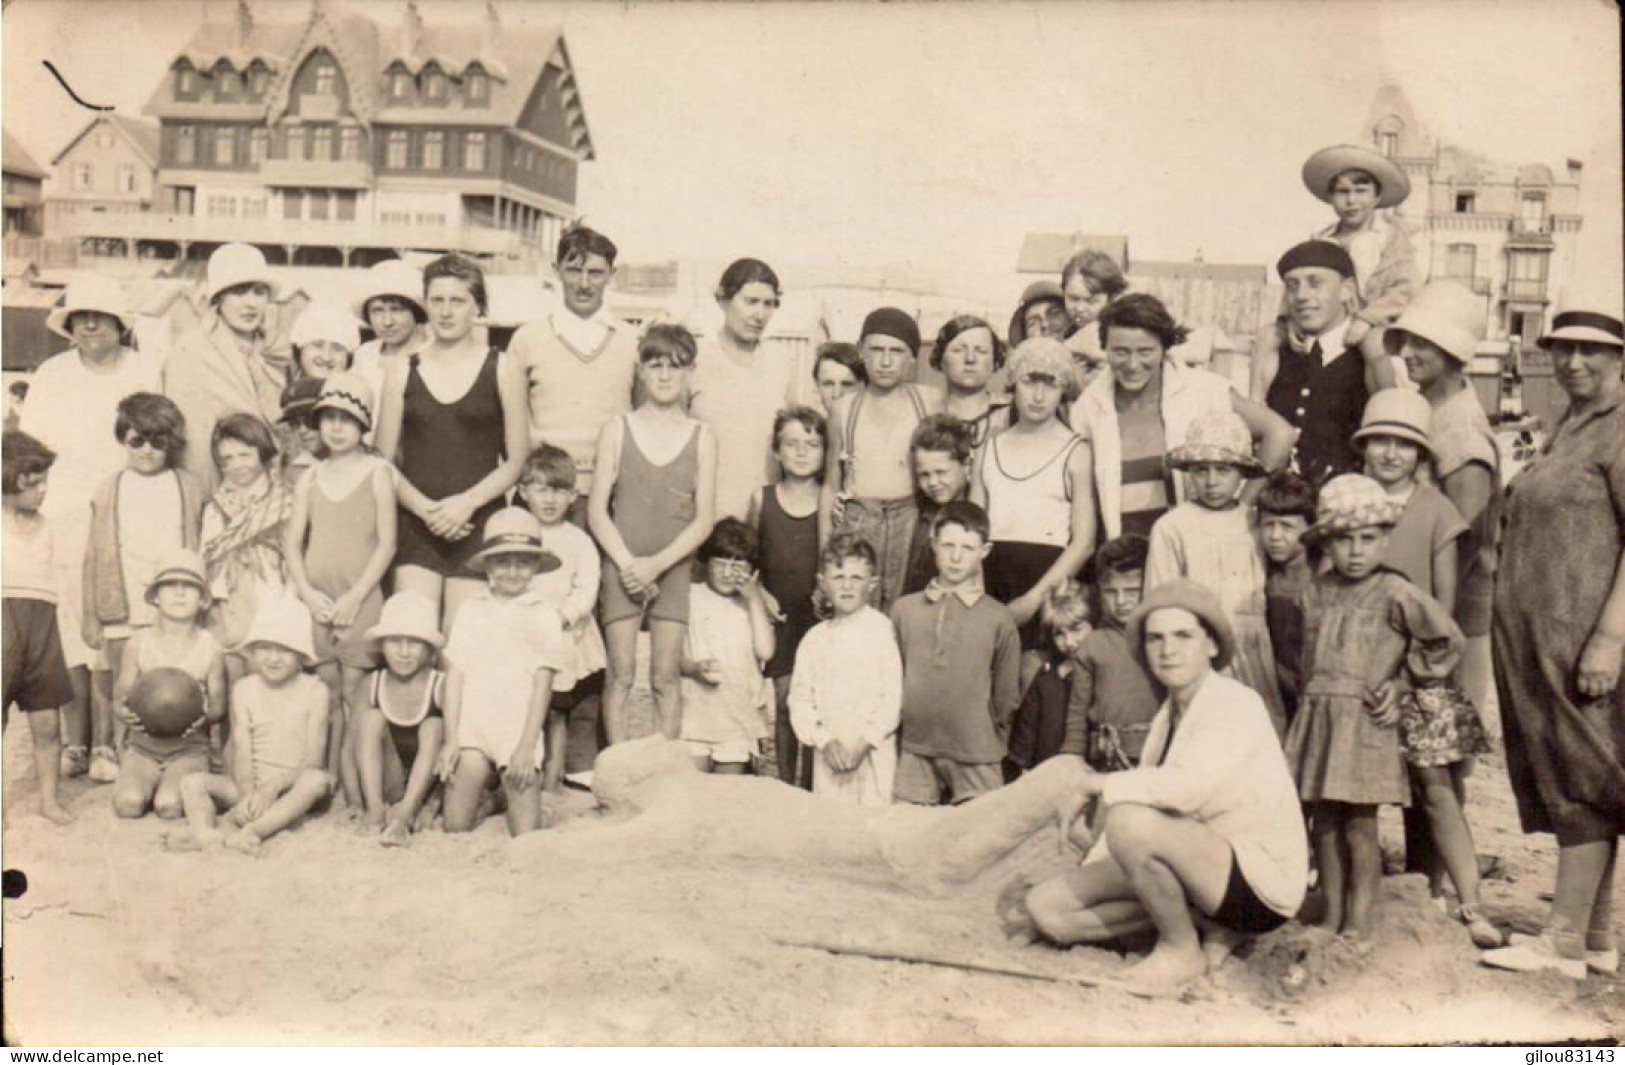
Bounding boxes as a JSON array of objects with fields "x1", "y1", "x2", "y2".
[
  {"x1": 1066, "y1": 535, "x2": 1161, "y2": 771},
  {"x1": 680, "y1": 519, "x2": 776, "y2": 775},
  {"x1": 588, "y1": 323, "x2": 718, "y2": 745},
  {"x1": 821, "y1": 307, "x2": 944, "y2": 612},
  {"x1": 903, "y1": 414, "x2": 976, "y2": 597},
  {"x1": 289, "y1": 301, "x2": 361, "y2": 382},
  {"x1": 284, "y1": 373, "x2": 396, "y2": 811},
  {"x1": 110, "y1": 549, "x2": 226, "y2": 819},
  {"x1": 171, "y1": 595, "x2": 330, "y2": 854},
  {"x1": 890, "y1": 501, "x2": 1021, "y2": 806},
  {"x1": 1146, "y1": 410, "x2": 1286, "y2": 734},
  {"x1": 519, "y1": 443, "x2": 607, "y2": 791},
  {"x1": 1004, "y1": 580, "x2": 1089, "y2": 777},
  {"x1": 973, "y1": 338, "x2": 1095, "y2": 689},
  {"x1": 811, "y1": 341, "x2": 866, "y2": 415},
  {"x1": 2, "y1": 431, "x2": 75, "y2": 823},
  {"x1": 276, "y1": 376, "x2": 323, "y2": 490},
  {"x1": 200, "y1": 413, "x2": 291, "y2": 688},
  {"x1": 747, "y1": 406, "x2": 825, "y2": 788},
  {"x1": 1256, "y1": 471, "x2": 1317, "y2": 727},
  {"x1": 83, "y1": 392, "x2": 206, "y2": 783},
  {"x1": 789, "y1": 534, "x2": 902, "y2": 804},
  {"x1": 1285, "y1": 474, "x2": 1464, "y2": 940},
  {"x1": 441, "y1": 508, "x2": 563, "y2": 836},
  {"x1": 355, "y1": 592, "x2": 446, "y2": 846}
]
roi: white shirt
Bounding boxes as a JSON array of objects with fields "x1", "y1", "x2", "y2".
[
  {"x1": 526, "y1": 520, "x2": 606, "y2": 691},
  {"x1": 788, "y1": 606, "x2": 902, "y2": 805},
  {"x1": 117, "y1": 471, "x2": 186, "y2": 628}
]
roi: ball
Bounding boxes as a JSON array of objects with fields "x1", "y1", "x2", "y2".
[{"x1": 127, "y1": 667, "x2": 206, "y2": 740}]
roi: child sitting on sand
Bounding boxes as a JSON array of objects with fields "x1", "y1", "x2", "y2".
[
  {"x1": 172, "y1": 596, "x2": 330, "y2": 853},
  {"x1": 354, "y1": 592, "x2": 446, "y2": 846}
]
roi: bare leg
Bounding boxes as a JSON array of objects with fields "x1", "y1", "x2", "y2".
[
  {"x1": 111, "y1": 749, "x2": 160, "y2": 819},
  {"x1": 355, "y1": 706, "x2": 391, "y2": 830},
  {"x1": 1416, "y1": 764, "x2": 1486, "y2": 910},
  {"x1": 1103, "y1": 804, "x2": 1232, "y2": 988},
  {"x1": 1026, "y1": 856, "x2": 1147, "y2": 945},
  {"x1": 1311, "y1": 802, "x2": 1347, "y2": 931},
  {"x1": 27, "y1": 708, "x2": 73, "y2": 824},
  {"x1": 60, "y1": 664, "x2": 91, "y2": 753},
  {"x1": 647, "y1": 618, "x2": 685, "y2": 741},
  {"x1": 1342, "y1": 804, "x2": 1381, "y2": 938},
  {"x1": 1585, "y1": 841, "x2": 1617, "y2": 953},
  {"x1": 1549, "y1": 838, "x2": 1616, "y2": 953},
  {"x1": 152, "y1": 757, "x2": 207, "y2": 820},
  {"x1": 543, "y1": 707, "x2": 568, "y2": 792},
  {"x1": 235, "y1": 767, "x2": 330, "y2": 847},
  {"x1": 441, "y1": 577, "x2": 485, "y2": 635},
  {"x1": 601, "y1": 618, "x2": 639, "y2": 746},
  {"x1": 442, "y1": 749, "x2": 493, "y2": 833},
  {"x1": 315, "y1": 662, "x2": 346, "y2": 803},
  {"x1": 172, "y1": 773, "x2": 242, "y2": 848},
  {"x1": 388, "y1": 718, "x2": 443, "y2": 838},
  {"x1": 101, "y1": 637, "x2": 128, "y2": 751},
  {"x1": 503, "y1": 775, "x2": 544, "y2": 837},
  {"x1": 337, "y1": 663, "x2": 367, "y2": 808}
]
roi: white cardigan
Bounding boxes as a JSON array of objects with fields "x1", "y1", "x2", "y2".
[
  {"x1": 1068, "y1": 361, "x2": 1234, "y2": 540},
  {"x1": 1101, "y1": 671, "x2": 1309, "y2": 917}
]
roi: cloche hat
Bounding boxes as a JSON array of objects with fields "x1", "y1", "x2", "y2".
[
  {"x1": 143, "y1": 548, "x2": 211, "y2": 606},
  {"x1": 365, "y1": 591, "x2": 445, "y2": 649},
  {"x1": 289, "y1": 300, "x2": 362, "y2": 354},
  {"x1": 352, "y1": 259, "x2": 427, "y2": 323},
  {"x1": 1350, "y1": 388, "x2": 1433, "y2": 456},
  {"x1": 1382, "y1": 282, "x2": 1484, "y2": 365},
  {"x1": 311, "y1": 372, "x2": 375, "y2": 433},
  {"x1": 237, "y1": 594, "x2": 317, "y2": 664},
  {"x1": 206, "y1": 242, "x2": 278, "y2": 303},
  {"x1": 47, "y1": 275, "x2": 133, "y2": 340}
]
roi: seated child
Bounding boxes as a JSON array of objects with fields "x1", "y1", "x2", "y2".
[
  {"x1": 111, "y1": 549, "x2": 226, "y2": 820},
  {"x1": 1255, "y1": 471, "x2": 1317, "y2": 727},
  {"x1": 902, "y1": 414, "x2": 976, "y2": 597},
  {"x1": 441, "y1": 508, "x2": 564, "y2": 837},
  {"x1": 890, "y1": 501, "x2": 1021, "y2": 806},
  {"x1": 2, "y1": 431, "x2": 74, "y2": 823},
  {"x1": 519, "y1": 444, "x2": 607, "y2": 792},
  {"x1": 355, "y1": 592, "x2": 446, "y2": 846},
  {"x1": 788, "y1": 534, "x2": 902, "y2": 804},
  {"x1": 171, "y1": 595, "x2": 330, "y2": 853},
  {"x1": 1065, "y1": 535, "x2": 1161, "y2": 771},
  {"x1": 1004, "y1": 580, "x2": 1090, "y2": 778},
  {"x1": 680, "y1": 518, "x2": 776, "y2": 775}
]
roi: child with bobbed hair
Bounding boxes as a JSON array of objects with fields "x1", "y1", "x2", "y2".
[
  {"x1": 681, "y1": 518, "x2": 775, "y2": 775},
  {"x1": 1255, "y1": 470, "x2": 1317, "y2": 727},
  {"x1": 903, "y1": 414, "x2": 977, "y2": 597}
]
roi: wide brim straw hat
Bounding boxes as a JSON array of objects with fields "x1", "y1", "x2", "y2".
[
  {"x1": 1304, "y1": 473, "x2": 1405, "y2": 544},
  {"x1": 1301, "y1": 144, "x2": 1411, "y2": 209},
  {"x1": 290, "y1": 300, "x2": 362, "y2": 353},
  {"x1": 143, "y1": 547, "x2": 211, "y2": 606},
  {"x1": 236, "y1": 594, "x2": 317, "y2": 664},
  {"x1": 1537, "y1": 285, "x2": 1624, "y2": 350},
  {"x1": 1165, "y1": 410, "x2": 1264, "y2": 474},
  {"x1": 47, "y1": 275, "x2": 133, "y2": 340},
  {"x1": 364, "y1": 591, "x2": 445, "y2": 649},
  {"x1": 468, "y1": 507, "x2": 562, "y2": 575},
  {"x1": 206, "y1": 242, "x2": 279, "y2": 303},
  {"x1": 311, "y1": 371, "x2": 376, "y2": 433},
  {"x1": 352, "y1": 259, "x2": 427, "y2": 323},
  {"x1": 1382, "y1": 281, "x2": 1484, "y2": 365},
  {"x1": 1008, "y1": 280, "x2": 1068, "y2": 347},
  {"x1": 1351, "y1": 387, "x2": 1433, "y2": 455},
  {"x1": 1126, "y1": 578, "x2": 1236, "y2": 673}
]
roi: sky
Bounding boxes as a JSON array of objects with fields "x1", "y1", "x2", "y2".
[{"x1": 3, "y1": 0, "x2": 1620, "y2": 308}]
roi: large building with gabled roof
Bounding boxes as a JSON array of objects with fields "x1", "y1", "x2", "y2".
[{"x1": 54, "y1": 0, "x2": 596, "y2": 270}]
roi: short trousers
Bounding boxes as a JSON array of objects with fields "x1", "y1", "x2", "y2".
[
  {"x1": 551, "y1": 670, "x2": 604, "y2": 712},
  {"x1": 3, "y1": 598, "x2": 75, "y2": 712},
  {"x1": 684, "y1": 737, "x2": 756, "y2": 765},
  {"x1": 1210, "y1": 850, "x2": 1293, "y2": 935},
  {"x1": 395, "y1": 499, "x2": 504, "y2": 581},
  {"x1": 892, "y1": 749, "x2": 1002, "y2": 806},
  {"x1": 122, "y1": 743, "x2": 211, "y2": 787}
]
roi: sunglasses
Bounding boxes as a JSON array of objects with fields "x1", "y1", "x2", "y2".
[{"x1": 123, "y1": 432, "x2": 174, "y2": 451}]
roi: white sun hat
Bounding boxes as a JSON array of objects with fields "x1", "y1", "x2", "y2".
[{"x1": 46, "y1": 275, "x2": 133, "y2": 340}]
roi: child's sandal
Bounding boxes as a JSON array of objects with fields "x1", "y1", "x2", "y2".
[
  {"x1": 87, "y1": 745, "x2": 120, "y2": 784},
  {"x1": 1458, "y1": 905, "x2": 1503, "y2": 949}
]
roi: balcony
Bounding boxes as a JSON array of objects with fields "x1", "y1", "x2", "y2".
[
  {"x1": 258, "y1": 157, "x2": 373, "y2": 190},
  {"x1": 52, "y1": 211, "x2": 521, "y2": 256},
  {"x1": 1507, "y1": 215, "x2": 1556, "y2": 248}
]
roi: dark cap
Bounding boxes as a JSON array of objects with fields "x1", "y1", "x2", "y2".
[
  {"x1": 1276, "y1": 240, "x2": 1356, "y2": 281},
  {"x1": 278, "y1": 375, "x2": 325, "y2": 424},
  {"x1": 860, "y1": 307, "x2": 921, "y2": 354}
]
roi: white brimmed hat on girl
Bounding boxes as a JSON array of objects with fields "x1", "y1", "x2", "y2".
[
  {"x1": 311, "y1": 371, "x2": 376, "y2": 433},
  {"x1": 467, "y1": 507, "x2": 561, "y2": 575},
  {"x1": 143, "y1": 547, "x2": 212, "y2": 606},
  {"x1": 1304, "y1": 473, "x2": 1405, "y2": 544},
  {"x1": 352, "y1": 259, "x2": 427, "y2": 323},
  {"x1": 290, "y1": 300, "x2": 362, "y2": 354},
  {"x1": 1350, "y1": 387, "x2": 1434, "y2": 457},
  {"x1": 1166, "y1": 410, "x2": 1264, "y2": 474},
  {"x1": 365, "y1": 591, "x2": 445, "y2": 649},
  {"x1": 47, "y1": 275, "x2": 133, "y2": 340},
  {"x1": 206, "y1": 242, "x2": 279, "y2": 302},
  {"x1": 1382, "y1": 281, "x2": 1484, "y2": 365},
  {"x1": 1301, "y1": 143, "x2": 1411, "y2": 209},
  {"x1": 237, "y1": 594, "x2": 317, "y2": 665}
]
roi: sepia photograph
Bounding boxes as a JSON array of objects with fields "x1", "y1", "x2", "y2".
[{"x1": 1, "y1": 0, "x2": 1621, "y2": 1047}]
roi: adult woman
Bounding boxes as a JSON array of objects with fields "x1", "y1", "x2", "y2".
[
  {"x1": 165, "y1": 243, "x2": 291, "y2": 489},
  {"x1": 1482, "y1": 300, "x2": 1625, "y2": 981},
  {"x1": 1061, "y1": 249, "x2": 1130, "y2": 380},
  {"x1": 373, "y1": 255, "x2": 527, "y2": 629},
  {"x1": 21, "y1": 276, "x2": 162, "y2": 776},
  {"x1": 932, "y1": 315, "x2": 1010, "y2": 447},
  {"x1": 1068, "y1": 294, "x2": 1293, "y2": 540},
  {"x1": 688, "y1": 258, "x2": 811, "y2": 520},
  {"x1": 1022, "y1": 580, "x2": 1308, "y2": 991},
  {"x1": 351, "y1": 258, "x2": 429, "y2": 410}
]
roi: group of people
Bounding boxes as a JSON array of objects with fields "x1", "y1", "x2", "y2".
[{"x1": 3, "y1": 141, "x2": 1621, "y2": 993}]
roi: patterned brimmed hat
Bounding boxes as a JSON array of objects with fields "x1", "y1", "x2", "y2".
[
  {"x1": 1304, "y1": 473, "x2": 1404, "y2": 544},
  {"x1": 468, "y1": 507, "x2": 562, "y2": 575},
  {"x1": 365, "y1": 591, "x2": 445, "y2": 649},
  {"x1": 1006, "y1": 337, "x2": 1080, "y2": 402},
  {"x1": 1166, "y1": 411, "x2": 1263, "y2": 474},
  {"x1": 311, "y1": 372, "x2": 375, "y2": 432},
  {"x1": 1126, "y1": 578, "x2": 1236, "y2": 673},
  {"x1": 1350, "y1": 388, "x2": 1433, "y2": 456},
  {"x1": 143, "y1": 547, "x2": 211, "y2": 606},
  {"x1": 1301, "y1": 144, "x2": 1411, "y2": 209}
]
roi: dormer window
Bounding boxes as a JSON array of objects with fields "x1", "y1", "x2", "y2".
[
  {"x1": 424, "y1": 67, "x2": 447, "y2": 102},
  {"x1": 388, "y1": 68, "x2": 412, "y2": 102},
  {"x1": 177, "y1": 64, "x2": 196, "y2": 97},
  {"x1": 314, "y1": 62, "x2": 335, "y2": 96},
  {"x1": 466, "y1": 68, "x2": 489, "y2": 105},
  {"x1": 1380, "y1": 131, "x2": 1398, "y2": 158},
  {"x1": 248, "y1": 65, "x2": 270, "y2": 98}
]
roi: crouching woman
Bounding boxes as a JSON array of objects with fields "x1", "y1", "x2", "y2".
[{"x1": 1023, "y1": 579, "x2": 1308, "y2": 991}]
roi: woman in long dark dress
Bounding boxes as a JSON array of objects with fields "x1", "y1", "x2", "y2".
[{"x1": 1483, "y1": 301, "x2": 1625, "y2": 981}]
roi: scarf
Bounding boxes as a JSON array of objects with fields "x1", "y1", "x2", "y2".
[{"x1": 202, "y1": 473, "x2": 291, "y2": 576}]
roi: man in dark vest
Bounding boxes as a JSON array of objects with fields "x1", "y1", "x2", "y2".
[{"x1": 1266, "y1": 241, "x2": 1397, "y2": 485}]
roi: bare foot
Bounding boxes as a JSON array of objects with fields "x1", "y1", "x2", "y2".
[
  {"x1": 225, "y1": 829, "x2": 263, "y2": 855},
  {"x1": 379, "y1": 820, "x2": 412, "y2": 848},
  {"x1": 164, "y1": 828, "x2": 223, "y2": 852},
  {"x1": 413, "y1": 793, "x2": 442, "y2": 833},
  {"x1": 1200, "y1": 925, "x2": 1249, "y2": 973},
  {"x1": 356, "y1": 814, "x2": 384, "y2": 837},
  {"x1": 1122, "y1": 944, "x2": 1208, "y2": 992},
  {"x1": 39, "y1": 802, "x2": 75, "y2": 826}
]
